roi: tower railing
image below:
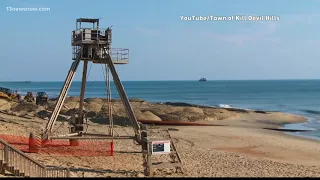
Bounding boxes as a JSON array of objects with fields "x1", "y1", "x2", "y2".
[
  {"x1": 72, "y1": 47, "x2": 129, "y2": 64},
  {"x1": 71, "y1": 28, "x2": 109, "y2": 44},
  {"x1": 109, "y1": 48, "x2": 129, "y2": 62}
]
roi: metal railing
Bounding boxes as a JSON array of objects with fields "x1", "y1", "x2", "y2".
[
  {"x1": 72, "y1": 46, "x2": 81, "y2": 60},
  {"x1": 72, "y1": 47, "x2": 129, "y2": 63},
  {"x1": 0, "y1": 139, "x2": 70, "y2": 177},
  {"x1": 109, "y1": 48, "x2": 129, "y2": 62},
  {"x1": 71, "y1": 28, "x2": 110, "y2": 43}
]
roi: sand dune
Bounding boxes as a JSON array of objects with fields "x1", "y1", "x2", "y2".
[{"x1": 0, "y1": 97, "x2": 307, "y2": 126}]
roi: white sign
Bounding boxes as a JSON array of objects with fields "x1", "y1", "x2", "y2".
[{"x1": 151, "y1": 140, "x2": 171, "y2": 155}]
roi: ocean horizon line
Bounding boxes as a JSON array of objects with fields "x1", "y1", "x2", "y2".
[{"x1": 1, "y1": 79, "x2": 320, "y2": 83}]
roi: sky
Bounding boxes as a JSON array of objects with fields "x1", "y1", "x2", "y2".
[{"x1": 0, "y1": 0, "x2": 320, "y2": 81}]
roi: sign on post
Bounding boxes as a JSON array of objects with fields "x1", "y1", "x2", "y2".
[{"x1": 151, "y1": 140, "x2": 171, "y2": 155}]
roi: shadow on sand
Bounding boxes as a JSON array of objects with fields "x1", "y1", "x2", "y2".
[
  {"x1": 36, "y1": 110, "x2": 69, "y2": 122},
  {"x1": 46, "y1": 166, "x2": 140, "y2": 177},
  {"x1": 90, "y1": 117, "x2": 132, "y2": 126}
]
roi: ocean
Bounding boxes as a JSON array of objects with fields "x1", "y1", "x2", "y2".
[{"x1": 0, "y1": 80, "x2": 319, "y2": 141}]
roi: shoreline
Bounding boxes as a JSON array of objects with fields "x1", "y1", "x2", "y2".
[
  {"x1": 227, "y1": 109, "x2": 319, "y2": 141},
  {"x1": 223, "y1": 107, "x2": 319, "y2": 141},
  {"x1": 188, "y1": 102, "x2": 319, "y2": 142},
  {"x1": 283, "y1": 119, "x2": 320, "y2": 141}
]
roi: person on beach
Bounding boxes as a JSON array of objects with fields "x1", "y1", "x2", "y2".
[{"x1": 15, "y1": 90, "x2": 22, "y2": 103}]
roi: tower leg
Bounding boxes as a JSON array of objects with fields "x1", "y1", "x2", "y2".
[
  {"x1": 70, "y1": 60, "x2": 88, "y2": 146},
  {"x1": 43, "y1": 57, "x2": 81, "y2": 138},
  {"x1": 78, "y1": 60, "x2": 88, "y2": 127}
]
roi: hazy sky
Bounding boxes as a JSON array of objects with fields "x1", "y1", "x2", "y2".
[{"x1": 1, "y1": 0, "x2": 319, "y2": 81}]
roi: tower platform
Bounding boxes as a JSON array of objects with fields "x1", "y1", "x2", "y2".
[{"x1": 72, "y1": 48, "x2": 129, "y2": 64}]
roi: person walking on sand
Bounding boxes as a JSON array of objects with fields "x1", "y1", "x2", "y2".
[{"x1": 15, "y1": 90, "x2": 22, "y2": 103}]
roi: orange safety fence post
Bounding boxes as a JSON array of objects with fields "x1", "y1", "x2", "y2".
[
  {"x1": 28, "y1": 132, "x2": 40, "y2": 153},
  {"x1": 110, "y1": 140, "x2": 114, "y2": 156}
]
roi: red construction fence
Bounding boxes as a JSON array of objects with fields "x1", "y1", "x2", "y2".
[{"x1": 0, "y1": 134, "x2": 114, "y2": 157}]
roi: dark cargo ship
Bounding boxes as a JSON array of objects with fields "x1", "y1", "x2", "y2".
[{"x1": 199, "y1": 78, "x2": 206, "y2": 82}]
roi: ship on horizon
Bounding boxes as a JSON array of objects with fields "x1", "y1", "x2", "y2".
[{"x1": 199, "y1": 78, "x2": 206, "y2": 82}]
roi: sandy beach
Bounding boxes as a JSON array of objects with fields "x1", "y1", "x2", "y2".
[{"x1": 0, "y1": 97, "x2": 319, "y2": 177}]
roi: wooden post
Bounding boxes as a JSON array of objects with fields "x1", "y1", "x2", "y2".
[
  {"x1": 0, "y1": 147, "x2": 6, "y2": 174},
  {"x1": 66, "y1": 168, "x2": 70, "y2": 177},
  {"x1": 147, "y1": 141, "x2": 153, "y2": 176},
  {"x1": 4, "y1": 146, "x2": 8, "y2": 163},
  {"x1": 42, "y1": 167, "x2": 46, "y2": 177}
]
